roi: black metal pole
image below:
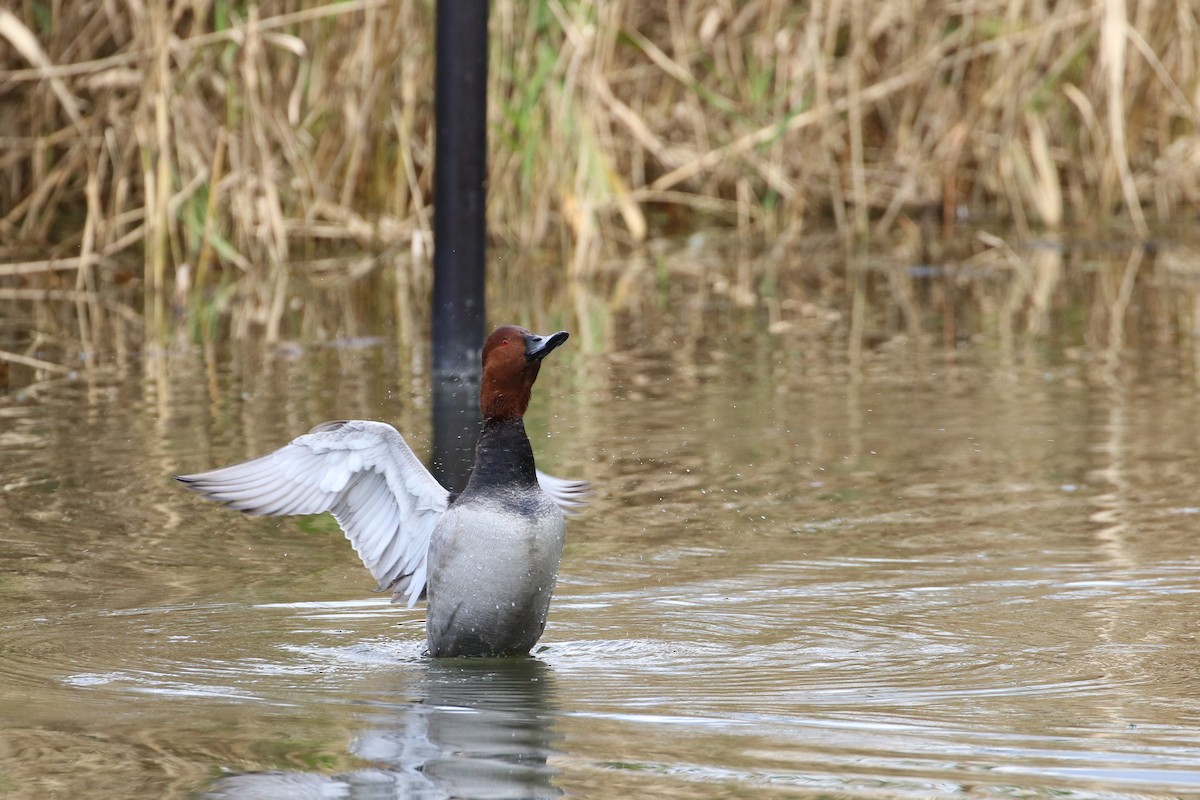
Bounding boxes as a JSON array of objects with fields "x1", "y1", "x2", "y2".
[
  {"x1": 432, "y1": 0, "x2": 488, "y2": 379},
  {"x1": 431, "y1": 0, "x2": 488, "y2": 492}
]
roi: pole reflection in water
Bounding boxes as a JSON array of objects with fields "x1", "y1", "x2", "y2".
[{"x1": 205, "y1": 658, "x2": 561, "y2": 800}]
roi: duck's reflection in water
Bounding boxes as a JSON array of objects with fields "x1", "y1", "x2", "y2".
[{"x1": 207, "y1": 657, "x2": 561, "y2": 800}]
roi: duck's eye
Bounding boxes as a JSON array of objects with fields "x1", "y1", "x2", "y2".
[{"x1": 500, "y1": 338, "x2": 509, "y2": 346}]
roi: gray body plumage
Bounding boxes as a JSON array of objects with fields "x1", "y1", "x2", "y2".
[{"x1": 426, "y1": 486, "x2": 565, "y2": 657}]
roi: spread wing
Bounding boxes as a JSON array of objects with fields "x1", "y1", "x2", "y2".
[
  {"x1": 176, "y1": 420, "x2": 449, "y2": 607},
  {"x1": 535, "y1": 470, "x2": 591, "y2": 515}
]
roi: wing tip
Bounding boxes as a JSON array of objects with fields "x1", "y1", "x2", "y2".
[
  {"x1": 175, "y1": 473, "x2": 208, "y2": 493},
  {"x1": 536, "y1": 471, "x2": 593, "y2": 515}
]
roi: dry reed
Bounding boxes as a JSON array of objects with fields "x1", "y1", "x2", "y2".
[{"x1": 1, "y1": 0, "x2": 1199, "y2": 357}]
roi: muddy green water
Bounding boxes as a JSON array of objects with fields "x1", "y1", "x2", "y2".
[{"x1": 4, "y1": 240, "x2": 1200, "y2": 798}]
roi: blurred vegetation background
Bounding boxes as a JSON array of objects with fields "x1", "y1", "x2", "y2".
[{"x1": 1, "y1": 0, "x2": 1199, "y2": 361}]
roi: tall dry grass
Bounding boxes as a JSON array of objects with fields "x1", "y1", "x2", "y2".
[{"x1": 1, "y1": 0, "x2": 1199, "y2": 359}]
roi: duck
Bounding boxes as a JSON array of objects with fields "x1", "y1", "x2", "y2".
[{"x1": 177, "y1": 325, "x2": 587, "y2": 657}]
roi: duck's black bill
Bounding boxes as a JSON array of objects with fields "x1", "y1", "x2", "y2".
[{"x1": 524, "y1": 330, "x2": 569, "y2": 361}]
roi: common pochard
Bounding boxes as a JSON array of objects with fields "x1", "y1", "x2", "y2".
[{"x1": 178, "y1": 325, "x2": 586, "y2": 657}]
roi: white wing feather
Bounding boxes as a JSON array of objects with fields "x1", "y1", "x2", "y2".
[
  {"x1": 177, "y1": 420, "x2": 448, "y2": 607},
  {"x1": 534, "y1": 470, "x2": 591, "y2": 515},
  {"x1": 178, "y1": 420, "x2": 590, "y2": 607}
]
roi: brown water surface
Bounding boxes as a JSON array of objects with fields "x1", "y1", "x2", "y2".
[{"x1": 3, "y1": 238, "x2": 1200, "y2": 798}]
